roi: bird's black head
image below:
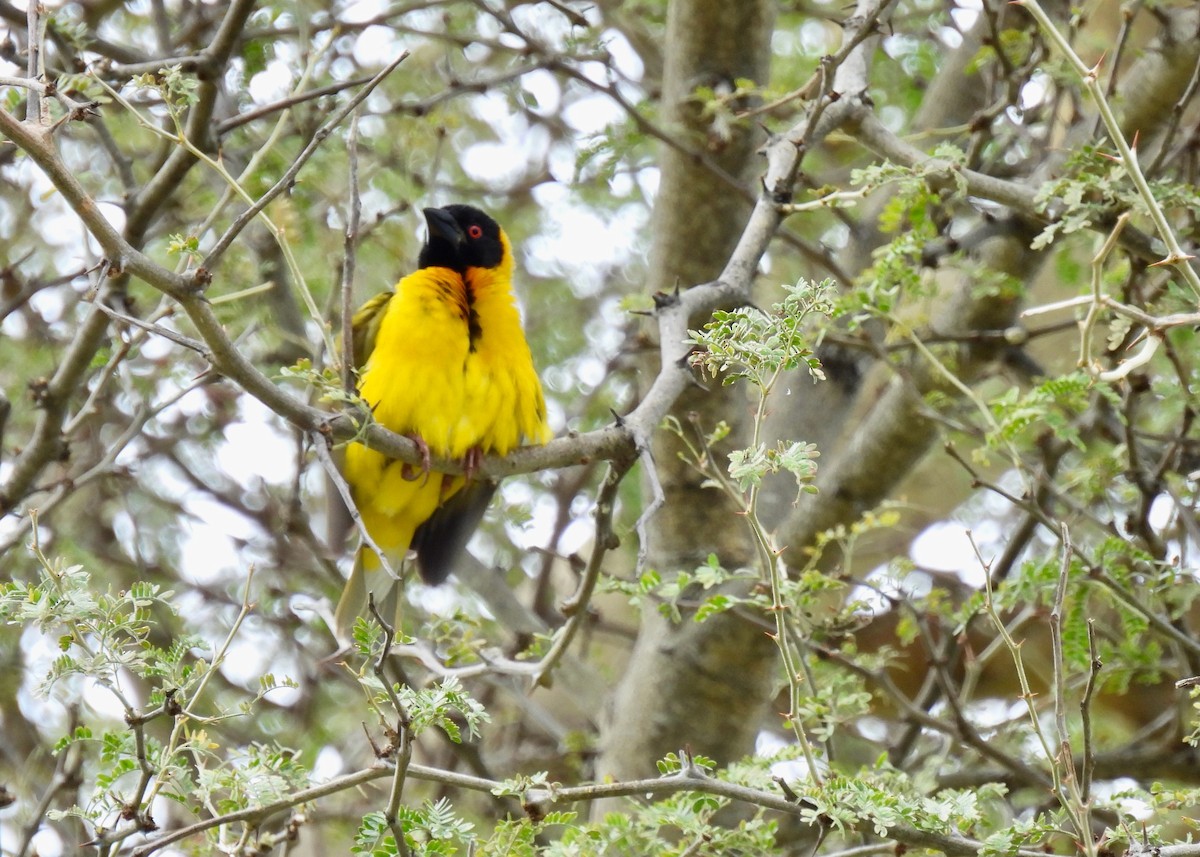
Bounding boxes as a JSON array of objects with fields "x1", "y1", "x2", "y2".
[{"x1": 417, "y1": 204, "x2": 506, "y2": 273}]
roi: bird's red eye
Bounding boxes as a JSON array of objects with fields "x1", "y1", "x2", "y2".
[{"x1": 467, "y1": 224, "x2": 483, "y2": 239}]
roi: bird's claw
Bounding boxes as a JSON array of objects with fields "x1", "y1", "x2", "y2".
[
  {"x1": 462, "y1": 446, "x2": 484, "y2": 482},
  {"x1": 401, "y1": 434, "x2": 433, "y2": 483}
]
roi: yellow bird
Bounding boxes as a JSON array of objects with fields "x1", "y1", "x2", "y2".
[{"x1": 334, "y1": 205, "x2": 551, "y2": 638}]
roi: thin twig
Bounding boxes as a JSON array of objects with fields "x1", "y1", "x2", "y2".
[
  {"x1": 1050, "y1": 525, "x2": 1072, "y2": 760},
  {"x1": 366, "y1": 597, "x2": 413, "y2": 857},
  {"x1": 125, "y1": 754, "x2": 1052, "y2": 857},
  {"x1": 203, "y1": 51, "x2": 410, "y2": 271},
  {"x1": 530, "y1": 455, "x2": 634, "y2": 688},
  {"x1": 25, "y1": 2, "x2": 44, "y2": 124},
  {"x1": 1145, "y1": 54, "x2": 1200, "y2": 178},
  {"x1": 977, "y1": 529, "x2": 1096, "y2": 857},
  {"x1": 15, "y1": 730, "x2": 85, "y2": 857},
  {"x1": 1080, "y1": 620, "x2": 1101, "y2": 801},
  {"x1": 340, "y1": 112, "x2": 362, "y2": 395},
  {"x1": 90, "y1": 301, "x2": 213, "y2": 360},
  {"x1": 1078, "y1": 212, "x2": 1130, "y2": 373},
  {"x1": 93, "y1": 568, "x2": 260, "y2": 851},
  {"x1": 1017, "y1": 0, "x2": 1200, "y2": 298},
  {"x1": 312, "y1": 433, "x2": 400, "y2": 584},
  {"x1": 215, "y1": 74, "x2": 376, "y2": 135}
]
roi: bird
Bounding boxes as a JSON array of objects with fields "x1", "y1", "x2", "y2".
[{"x1": 333, "y1": 204, "x2": 551, "y2": 640}]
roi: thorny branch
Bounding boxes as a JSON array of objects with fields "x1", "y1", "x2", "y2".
[{"x1": 124, "y1": 751, "x2": 1053, "y2": 857}]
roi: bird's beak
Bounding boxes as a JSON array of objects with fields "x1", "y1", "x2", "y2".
[{"x1": 423, "y1": 207, "x2": 465, "y2": 245}]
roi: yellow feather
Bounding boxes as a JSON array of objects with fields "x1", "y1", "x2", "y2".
[
  {"x1": 334, "y1": 207, "x2": 549, "y2": 640},
  {"x1": 454, "y1": 229, "x2": 552, "y2": 455}
]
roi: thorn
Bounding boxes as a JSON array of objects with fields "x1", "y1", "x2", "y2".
[
  {"x1": 1149, "y1": 253, "x2": 1195, "y2": 268},
  {"x1": 1125, "y1": 328, "x2": 1149, "y2": 350},
  {"x1": 773, "y1": 776, "x2": 800, "y2": 802}
]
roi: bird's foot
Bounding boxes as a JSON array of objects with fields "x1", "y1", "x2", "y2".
[{"x1": 401, "y1": 434, "x2": 433, "y2": 482}]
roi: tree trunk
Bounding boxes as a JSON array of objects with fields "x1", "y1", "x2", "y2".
[{"x1": 595, "y1": 0, "x2": 776, "y2": 789}]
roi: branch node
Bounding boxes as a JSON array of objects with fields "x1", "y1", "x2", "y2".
[
  {"x1": 191, "y1": 267, "x2": 213, "y2": 291},
  {"x1": 652, "y1": 288, "x2": 680, "y2": 310}
]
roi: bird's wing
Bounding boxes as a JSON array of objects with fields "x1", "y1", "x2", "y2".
[
  {"x1": 327, "y1": 289, "x2": 396, "y2": 555},
  {"x1": 350, "y1": 289, "x2": 393, "y2": 371}
]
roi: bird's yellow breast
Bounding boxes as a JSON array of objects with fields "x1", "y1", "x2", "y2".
[{"x1": 452, "y1": 262, "x2": 551, "y2": 456}]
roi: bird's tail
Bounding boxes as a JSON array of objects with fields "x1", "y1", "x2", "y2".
[{"x1": 333, "y1": 548, "x2": 404, "y2": 645}]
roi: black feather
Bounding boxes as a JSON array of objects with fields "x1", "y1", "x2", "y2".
[{"x1": 410, "y1": 479, "x2": 498, "y2": 584}]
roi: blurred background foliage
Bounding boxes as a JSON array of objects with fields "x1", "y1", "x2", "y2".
[{"x1": 3, "y1": 0, "x2": 1200, "y2": 854}]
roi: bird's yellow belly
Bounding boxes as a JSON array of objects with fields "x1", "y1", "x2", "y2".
[{"x1": 454, "y1": 352, "x2": 522, "y2": 456}]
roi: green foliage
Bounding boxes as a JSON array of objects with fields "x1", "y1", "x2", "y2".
[
  {"x1": 353, "y1": 799, "x2": 476, "y2": 855},
  {"x1": 1, "y1": 549, "x2": 320, "y2": 848},
  {"x1": 656, "y1": 750, "x2": 717, "y2": 775},
  {"x1": 603, "y1": 555, "x2": 751, "y2": 622},
  {"x1": 0, "y1": 541, "x2": 195, "y2": 697},
  {"x1": 728, "y1": 439, "x2": 820, "y2": 492},
  {"x1": 795, "y1": 668, "x2": 873, "y2": 742},
  {"x1": 574, "y1": 109, "x2": 657, "y2": 184},
  {"x1": 279, "y1": 357, "x2": 368, "y2": 412},
  {"x1": 1032, "y1": 146, "x2": 1200, "y2": 253},
  {"x1": 424, "y1": 608, "x2": 498, "y2": 666},
  {"x1": 808, "y1": 774, "x2": 997, "y2": 839},
  {"x1": 399, "y1": 677, "x2": 490, "y2": 743},
  {"x1": 167, "y1": 232, "x2": 202, "y2": 263},
  {"x1": 689, "y1": 278, "x2": 834, "y2": 389},
  {"x1": 988, "y1": 546, "x2": 1168, "y2": 698},
  {"x1": 131, "y1": 65, "x2": 202, "y2": 113},
  {"x1": 354, "y1": 654, "x2": 491, "y2": 744},
  {"x1": 978, "y1": 814, "x2": 1062, "y2": 857},
  {"x1": 986, "y1": 371, "x2": 1103, "y2": 451},
  {"x1": 682, "y1": 279, "x2": 832, "y2": 508},
  {"x1": 966, "y1": 29, "x2": 1035, "y2": 75}
]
